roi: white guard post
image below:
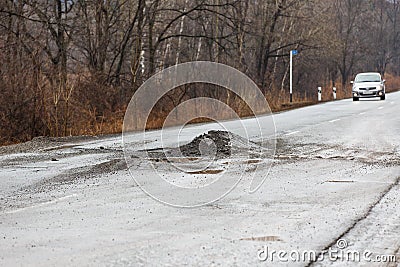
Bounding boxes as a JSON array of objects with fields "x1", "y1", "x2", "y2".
[
  {"x1": 318, "y1": 87, "x2": 322, "y2": 102},
  {"x1": 333, "y1": 87, "x2": 337, "y2": 100},
  {"x1": 290, "y1": 50, "x2": 298, "y2": 103}
]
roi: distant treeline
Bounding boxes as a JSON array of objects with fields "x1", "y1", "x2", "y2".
[{"x1": 1, "y1": 0, "x2": 400, "y2": 144}]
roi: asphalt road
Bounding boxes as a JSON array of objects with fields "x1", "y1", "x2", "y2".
[{"x1": 1, "y1": 92, "x2": 399, "y2": 266}]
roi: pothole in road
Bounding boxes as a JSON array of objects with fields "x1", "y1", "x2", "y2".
[
  {"x1": 325, "y1": 180, "x2": 355, "y2": 184},
  {"x1": 185, "y1": 169, "x2": 224, "y2": 175},
  {"x1": 145, "y1": 130, "x2": 270, "y2": 162},
  {"x1": 138, "y1": 130, "x2": 272, "y2": 188},
  {"x1": 275, "y1": 138, "x2": 400, "y2": 166},
  {"x1": 240, "y1": 236, "x2": 282, "y2": 242}
]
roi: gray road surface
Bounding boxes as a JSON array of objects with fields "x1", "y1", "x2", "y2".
[{"x1": 1, "y1": 93, "x2": 399, "y2": 266}]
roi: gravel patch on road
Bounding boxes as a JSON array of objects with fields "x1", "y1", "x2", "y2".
[
  {"x1": 0, "y1": 136, "x2": 99, "y2": 155},
  {"x1": 178, "y1": 130, "x2": 232, "y2": 158}
]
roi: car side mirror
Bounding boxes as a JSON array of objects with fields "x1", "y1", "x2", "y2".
[
  {"x1": 383, "y1": 79, "x2": 386, "y2": 83},
  {"x1": 350, "y1": 81, "x2": 354, "y2": 84}
]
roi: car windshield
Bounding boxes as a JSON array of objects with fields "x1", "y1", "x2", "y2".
[{"x1": 355, "y1": 74, "x2": 381, "y2": 83}]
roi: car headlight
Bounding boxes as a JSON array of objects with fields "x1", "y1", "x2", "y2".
[
  {"x1": 377, "y1": 85, "x2": 383, "y2": 91},
  {"x1": 353, "y1": 87, "x2": 359, "y2": 91}
]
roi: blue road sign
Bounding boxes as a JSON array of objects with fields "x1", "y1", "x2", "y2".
[{"x1": 291, "y1": 50, "x2": 298, "y2": 56}]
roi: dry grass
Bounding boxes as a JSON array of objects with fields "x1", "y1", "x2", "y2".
[
  {"x1": 135, "y1": 76, "x2": 400, "y2": 135},
  {"x1": 2, "y1": 75, "x2": 400, "y2": 147},
  {"x1": 385, "y1": 74, "x2": 400, "y2": 93}
]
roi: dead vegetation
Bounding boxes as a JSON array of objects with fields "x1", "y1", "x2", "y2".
[{"x1": 1, "y1": 0, "x2": 400, "y2": 145}]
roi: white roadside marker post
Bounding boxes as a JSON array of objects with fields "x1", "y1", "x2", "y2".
[
  {"x1": 318, "y1": 87, "x2": 322, "y2": 102},
  {"x1": 290, "y1": 50, "x2": 298, "y2": 103},
  {"x1": 333, "y1": 87, "x2": 337, "y2": 100}
]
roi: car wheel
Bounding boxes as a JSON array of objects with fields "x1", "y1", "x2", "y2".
[
  {"x1": 353, "y1": 97, "x2": 359, "y2": 101},
  {"x1": 380, "y1": 95, "x2": 385, "y2": 100}
]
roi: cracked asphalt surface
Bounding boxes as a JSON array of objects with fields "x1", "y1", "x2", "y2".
[{"x1": 0, "y1": 92, "x2": 399, "y2": 266}]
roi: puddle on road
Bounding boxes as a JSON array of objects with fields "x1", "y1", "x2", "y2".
[{"x1": 147, "y1": 157, "x2": 199, "y2": 163}]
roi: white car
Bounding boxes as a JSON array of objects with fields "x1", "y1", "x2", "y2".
[{"x1": 351, "y1": 72, "x2": 386, "y2": 101}]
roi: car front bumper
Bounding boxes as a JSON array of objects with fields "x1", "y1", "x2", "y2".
[{"x1": 353, "y1": 90, "x2": 385, "y2": 98}]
